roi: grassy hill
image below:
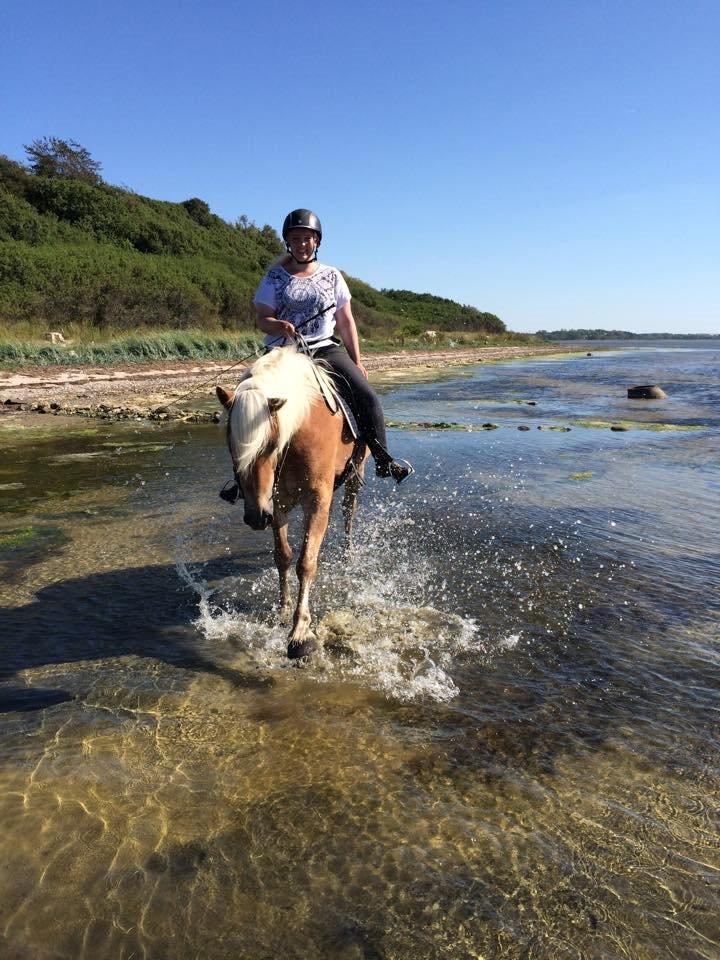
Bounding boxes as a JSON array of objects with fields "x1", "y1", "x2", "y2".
[{"x1": 1, "y1": 149, "x2": 512, "y2": 361}]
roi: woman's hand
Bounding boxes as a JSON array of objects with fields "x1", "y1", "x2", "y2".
[
  {"x1": 276, "y1": 319, "x2": 296, "y2": 340},
  {"x1": 256, "y1": 308, "x2": 296, "y2": 341},
  {"x1": 356, "y1": 362, "x2": 369, "y2": 380}
]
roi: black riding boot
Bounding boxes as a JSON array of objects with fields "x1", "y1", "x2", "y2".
[
  {"x1": 371, "y1": 443, "x2": 415, "y2": 484},
  {"x1": 311, "y1": 343, "x2": 416, "y2": 485}
]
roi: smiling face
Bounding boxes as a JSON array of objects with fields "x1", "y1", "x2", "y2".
[{"x1": 285, "y1": 227, "x2": 319, "y2": 262}]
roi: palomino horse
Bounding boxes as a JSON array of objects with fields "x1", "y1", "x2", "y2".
[{"x1": 217, "y1": 346, "x2": 367, "y2": 659}]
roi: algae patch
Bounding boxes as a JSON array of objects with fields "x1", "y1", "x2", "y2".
[
  {"x1": 571, "y1": 419, "x2": 702, "y2": 432},
  {"x1": 0, "y1": 524, "x2": 71, "y2": 571},
  {"x1": 569, "y1": 472, "x2": 593, "y2": 481},
  {"x1": 386, "y1": 420, "x2": 464, "y2": 431},
  {"x1": 0, "y1": 527, "x2": 38, "y2": 549}
]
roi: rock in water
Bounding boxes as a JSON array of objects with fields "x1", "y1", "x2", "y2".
[{"x1": 628, "y1": 385, "x2": 667, "y2": 399}]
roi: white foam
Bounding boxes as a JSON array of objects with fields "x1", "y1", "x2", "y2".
[
  {"x1": 175, "y1": 472, "x2": 586, "y2": 702},
  {"x1": 177, "y1": 542, "x2": 479, "y2": 702}
]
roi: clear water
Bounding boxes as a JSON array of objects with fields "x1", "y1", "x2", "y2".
[{"x1": 1, "y1": 342, "x2": 718, "y2": 959}]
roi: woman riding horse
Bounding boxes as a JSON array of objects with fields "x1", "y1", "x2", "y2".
[
  {"x1": 217, "y1": 346, "x2": 367, "y2": 657},
  {"x1": 253, "y1": 208, "x2": 413, "y2": 483}
]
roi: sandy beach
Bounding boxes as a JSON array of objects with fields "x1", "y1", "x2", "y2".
[{"x1": 0, "y1": 344, "x2": 576, "y2": 420}]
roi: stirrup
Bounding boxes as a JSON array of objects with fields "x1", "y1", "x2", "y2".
[
  {"x1": 376, "y1": 458, "x2": 415, "y2": 484},
  {"x1": 219, "y1": 480, "x2": 242, "y2": 504}
]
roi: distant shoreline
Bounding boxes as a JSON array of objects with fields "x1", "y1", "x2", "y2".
[
  {"x1": 0, "y1": 344, "x2": 584, "y2": 422},
  {"x1": 537, "y1": 331, "x2": 719, "y2": 341}
]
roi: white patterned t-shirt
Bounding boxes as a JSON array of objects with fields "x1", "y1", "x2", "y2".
[{"x1": 253, "y1": 264, "x2": 351, "y2": 348}]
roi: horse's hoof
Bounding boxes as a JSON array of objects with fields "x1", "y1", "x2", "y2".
[{"x1": 287, "y1": 638, "x2": 316, "y2": 660}]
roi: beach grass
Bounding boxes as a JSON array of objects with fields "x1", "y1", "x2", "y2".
[
  {"x1": 0, "y1": 325, "x2": 544, "y2": 369},
  {"x1": 0, "y1": 328, "x2": 261, "y2": 367}
]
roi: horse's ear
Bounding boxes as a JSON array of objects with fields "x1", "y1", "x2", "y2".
[
  {"x1": 216, "y1": 386, "x2": 234, "y2": 409},
  {"x1": 267, "y1": 397, "x2": 287, "y2": 413}
]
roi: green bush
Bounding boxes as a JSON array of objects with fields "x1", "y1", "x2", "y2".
[
  {"x1": 0, "y1": 149, "x2": 504, "y2": 339},
  {"x1": 0, "y1": 189, "x2": 54, "y2": 244}
]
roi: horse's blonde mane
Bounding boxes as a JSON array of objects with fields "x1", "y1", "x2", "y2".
[{"x1": 228, "y1": 347, "x2": 337, "y2": 477}]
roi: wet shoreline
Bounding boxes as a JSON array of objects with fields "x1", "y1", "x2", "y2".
[{"x1": 0, "y1": 345, "x2": 581, "y2": 423}]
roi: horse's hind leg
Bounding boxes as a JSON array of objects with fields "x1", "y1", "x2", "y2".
[
  {"x1": 342, "y1": 446, "x2": 368, "y2": 551},
  {"x1": 342, "y1": 473, "x2": 361, "y2": 550},
  {"x1": 288, "y1": 494, "x2": 331, "y2": 659},
  {"x1": 272, "y1": 511, "x2": 293, "y2": 622}
]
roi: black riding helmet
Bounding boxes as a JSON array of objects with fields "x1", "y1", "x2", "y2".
[
  {"x1": 282, "y1": 208, "x2": 322, "y2": 241},
  {"x1": 282, "y1": 209, "x2": 322, "y2": 262}
]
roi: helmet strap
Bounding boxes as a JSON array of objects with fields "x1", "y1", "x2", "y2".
[{"x1": 286, "y1": 241, "x2": 320, "y2": 265}]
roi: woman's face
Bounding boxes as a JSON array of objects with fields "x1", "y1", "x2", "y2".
[{"x1": 286, "y1": 228, "x2": 319, "y2": 261}]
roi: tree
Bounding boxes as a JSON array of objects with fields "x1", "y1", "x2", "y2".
[
  {"x1": 398, "y1": 320, "x2": 423, "y2": 345},
  {"x1": 182, "y1": 197, "x2": 213, "y2": 226},
  {"x1": 24, "y1": 137, "x2": 103, "y2": 184},
  {"x1": 0, "y1": 154, "x2": 31, "y2": 194},
  {"x1": 259, "y1": 223, "x2": 283, "y2": 255}
]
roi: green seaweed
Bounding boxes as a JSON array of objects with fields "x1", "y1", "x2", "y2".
[
  {"x1": 571, "y1": 419, "x2": 702, "y2": 432},
  {"x1": 0, "y1": 526, "x2": 38, "y2": 549},
  {"x1": 386, "y1": 420, "x2": 463, "y2": 431}
]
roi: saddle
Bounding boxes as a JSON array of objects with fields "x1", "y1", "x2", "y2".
[{"x1": 316, "y1": 383, "x2": 366, "y2": 490}]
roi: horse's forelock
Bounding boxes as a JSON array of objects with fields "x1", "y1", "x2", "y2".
[{"x1": 228, "y1": 385, "x2": 273, "y2": 478}]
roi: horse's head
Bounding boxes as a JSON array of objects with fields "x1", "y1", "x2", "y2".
[{"x1": 217, "y1": 385, "x2": 286, "y2": 531}]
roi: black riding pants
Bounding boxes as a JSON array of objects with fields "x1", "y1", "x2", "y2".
[{"x1": 312, "y1": 343, "x2": 389, "y2": 462}]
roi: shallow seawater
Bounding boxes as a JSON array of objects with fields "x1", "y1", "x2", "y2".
[{"x1": 1, "y1": 343, "x2": 719, "y2": 959}]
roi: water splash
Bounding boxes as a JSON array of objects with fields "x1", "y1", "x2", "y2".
[{"x1": 175, "y1": 470, "x2": 588, "y2": 702}]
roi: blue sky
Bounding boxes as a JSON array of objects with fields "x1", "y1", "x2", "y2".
[{"x1": 2, "y1": 0, "x2": 718, "y2": 333}]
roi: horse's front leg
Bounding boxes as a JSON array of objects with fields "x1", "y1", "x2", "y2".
[
  {"x1": 272, "y1": 510, "x2": 293, "y2": 622},
  {"x1": 288, "y1": 493, "x2": 331, "y2": 659}
]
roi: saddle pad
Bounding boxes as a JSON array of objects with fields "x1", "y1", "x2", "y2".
[
  {"x1": 334, "y1": 393, "x2": 358, "y2": 440},
  {"x1": 316, "y1": 378, "x2": 357, "y2": 440}
]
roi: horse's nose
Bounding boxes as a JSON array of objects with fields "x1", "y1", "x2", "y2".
[{"x1": 244, "y1": 506, "x2": 273, "y2": 531}]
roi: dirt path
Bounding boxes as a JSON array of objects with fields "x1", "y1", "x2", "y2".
[{"x1": 0, "y1": 345, "x2": 578, "y2": 421}]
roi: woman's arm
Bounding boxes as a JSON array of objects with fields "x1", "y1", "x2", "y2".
[
  {"x1": 255, "y1": 302, "x2": 296, "y2": 341},
  {"x1": 334, "y1": 303, "x2": 368, "y2": 379}
]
